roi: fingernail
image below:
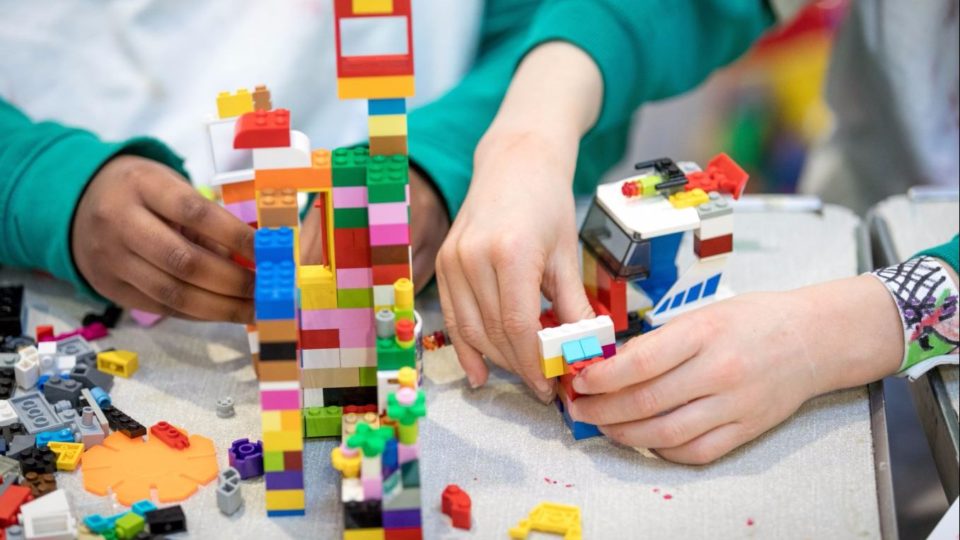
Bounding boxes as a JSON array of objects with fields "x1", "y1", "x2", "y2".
[{"x1": 466, "y1": 373, "x2": 481, "y2": 389}]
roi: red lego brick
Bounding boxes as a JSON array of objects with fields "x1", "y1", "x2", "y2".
[
  {"x1": 334, "y1": 228, "x2": 369, "y2": 249},
  {"x1": 596, "y1": 265, "x2": 628, "y2": 332},
  {"x1": 283, "y1": 451, "x2": 303, "y2": 471},
  {"x1": 333, "y1": 0, "x2": 414, "y2": 79},
  {"x1": 343, "y1": 404, "x2": 378, "y2": 415},
  {"x1": 441, "y1": 484, "x2": 471, "y2": 530},
  {"x1": 35, "y1": 325, "x2": 54, "y2": 342},
  {"x1": 150, "y1": 421, "x2": 190, "y2": 450},
  {"x1": 234, "y1": 109, "x2": 291, "y2": 150},
  {"x1": 685, "y1": 153, "x2": 749, "y2": 199},
  {"x1": 694, "y1": 234, "x2": 733, "y2": 258},
  {"x1": 0, "y1": 485, "x2": 33, "y2": 527},
  {"x1": 372, "y1": 263, "x2": 410, "y2": 285},
  {"x1": 335, "y1": 246, "x2": 372, "y2": 269},
  {"x1": 559, "y1": 357, "x2": 604, "y2": 401},
  {"x1": 384, "y1": 527, "x2": 423, "y2": 540},
  {"x1": 300, "y1": 329, "x2": 340, "y2": 349}
]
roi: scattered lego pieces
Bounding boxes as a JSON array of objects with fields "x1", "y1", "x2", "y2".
[
  {"x1": 508, "y1": 502, "x2": 582, "y2": 540},
  {"x1": 150, "y1": 422, "x2": 190, "y2": 450},
  {"x1": 216, "y1": 396, "x2": 236, "y2": 418},
  {"x1": 441, "y1": 484, "x2": 471, "y2": 530}
]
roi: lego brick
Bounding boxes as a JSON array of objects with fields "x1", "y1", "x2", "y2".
[
  {"x1": 259, "y1": 382, "x2": 303, "y2": 410},
  {"x1": 233, "y1": 109, "x2": 291, "y2": 149},
  {"x1": 579, "y1": 335, "x2": 603, "y2": 360},
  {"x1": 338, "y1": 75, "x2": 415, "y2": 99},
  {"x1": 301, "y1": 348, "x2": 341, "y2": 369},
  {"x1": 336, "y1": 246, "x2": 373, "y2": 269},
  {"x1": 333, "y1": 186, "x2": 369, "y2": 208},
  {"x1": 368, "y1": 98, "x2": 406, "y2": 115},
  {"x1": 0, "y1": 400, "x2": 17, "y2": 427},
  {"x1": 370, "y1": 246, "x2": 409, "y2": 267},
  {"x1": 340, "y1": 327, "x2": 375, "y2": 348},
  {"x1": 338, "y1": 288, "x2": 374, "y2": 309},
  {"x1": 376, "y1": 339, "x2": 416, "y2": 371},
  {"x1": 221, "y1": 179, "x2": 257, "y2": 203},
  {"x1": 267, "y1": 509, "x2": 306, "y2": 517},
  {"x1": 217, "y1": 468, "x2": 243, "y2": 515},
  {"x1": 341, "y1": 347, "x2": 377, "y2": 368},
  {"x1": 217, "y1": 89, "x2": 254, "y2": 119},
  {"x1": 96, "y1": 349, "x2": 139, "y2": 378},
  {"x1": 14, "y1": 349, "x2": 40, "y2": 389},
  {"x1": 335, "y1": 207, "x2": 370, "y2": 228},
  {"x1": 116, "y1": 511, "x2": 146, "y2": 538},
  {"x1": 255, "y1": 227, "x2": 295, "y2": 264},
  {"x1": 696, "y1": 190, "x2": 734, "y2": 218},
  {"x1": 265, "y1": 470, "x2": 304, "y2": 490},
  {"x1": 334, "y1": 227, "x2": 370, "y2": 249},
  {"x1": 337, "y1": 267, "x2": 374, "y2": 289},
  {"x1": 304, "y1": 406, "x2": 342, "y2": 438},
  {"x1": 12, "y1": 445, "x2": 56, "y2": 474},
  {"x1": 252, "y1": 130, "x2": 313, "y2": 170},
  {"x1": 400, "y1": 460, "x2": 419, "y2": 487},
  {"x1": 369, "y1": 135, "x2": 408, "y2": 156},
  {"x1": 257, "y1": 360, "x2": 300, "y2": 382},
  {"x1": 368, "y1": 114, "x2": 407, "y2": 137},
  {"x1": 263, "y1": 430, "x2": 304, "y2": 452},
  {"x1": 332, "y1": 147, "x2": 371, "y2": 187},
  {"x1": 144, "y1": 506, "x2": 187, "y2": 535},
  {"x1": 283, "y1": 450, "x2": 304, "y2": 471},
  {"x1": 561, "y1": 340, "x2": 585, "y2": 364},
  {"x1": 229, "y1": 438, "x2": 264, "y2": 479},
  {"x1": 69, "y1": 363, "x2": 114, "y2": 392},
  {"x1": 372, "y1": 264, "x2": 410, "y2": 286},
  {"x1": 257, "y1": 189, "x2": 300, "y2": 228},
  {"x1": 369, "y1": 224, "x2": 410, "y2": 246},
  {"x1": 150, "y1": 422, "x2": 190, "y2": 450},
  {"x1": 383, "y1": 508, "x2": 421, "y2": 528},
  {"x1": 35, "y1": 428, "x2": 74, "y2": 447},
  {"x1": 694, "y1": 233, "x2": 733, "y2": 258},
  {"x1": 264, "y1": 489, "x2": 305, "y2": 510},
  {"x1": 668, "y1": 187, "x2": 710, "y2": 209},
  {"x1": 343, "y1": 530, "x2": 386, "y2": 540},
  {"x1": 260, "y1": 341, "x2": 297, "y2": 362},
  {"x1": 255, "y1": 261, "x2": 297, "y2": 320},
  {"x1": 368, "y1": 202, "x2": 408, "y2": 225},
  {"x1": 697, "y1": 212, "x2": 734, "y2": 239},
  {"x1": 358, "y1": 366, "x2": 378, "y2": 386},
  {"x1": 537, "y1": 315, "x2": 615, "y2": 361},
  {"x1": 366, "y1": 155, "x2": 408, "y2": 203},
  {"x1": 300, "y1": 328, "x2": 340, "y2": 348},
  {"x1": 344, "y1": 500, "x2": 384, "y2": 528},
  {"x1": 301, "y1": 367, "x2": 361, "y2": 389},
  {"x1": 441, "y1": 484, "x2": 471, "y2": 529},
  {"x1": 9, "y1": 392, "x2": 65, "y2": 434},
  {"x1": 263, "y1": 450, "x2": 284, "y2": 472},
  {"x1": 100, "y1": 405, "x2": 147, "y2": 438},
  {"x1": 43, "y1": 375, "x2": 83, "y2": 407},
  {"x1": 224, "y1": 200, "x2": 258, "y2": 226},
  {"x1": 384, "y1": 527, "x2": 422, "y2": 540},
  {"x1": 303, "y1": 388, "x2": 326, "y2": 407},
  {"x1": 257, "y1": 319, "x2": 299, "y2": 342},
  {"x1": 255, "y1": 149, "x2": 331, "y2": 191},
  {"x1": 353, "y1": 0, "x2": 393, "y2": 14}
]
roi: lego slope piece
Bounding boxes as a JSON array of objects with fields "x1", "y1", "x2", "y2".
[{"x1": 509, "y1": 502, "x2": 582, "y2": 540}]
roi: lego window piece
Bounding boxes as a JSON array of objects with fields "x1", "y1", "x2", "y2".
[
  {"x1": 339, "y1": 17, "x2": 409, "y2": 57},
  {"x1": 580, "y1": 202, "x2": 651, "y2": 279},
  {"x1": 334, "y1": 0, "x2": 414, "y2": 79}
]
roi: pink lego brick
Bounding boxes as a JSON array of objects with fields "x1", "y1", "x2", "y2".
[
  {"x1": 602, "y1": 343, "x2": 616, "y2": 359},
  {"x1": 333, "y1": 186, "x2": 368, "y2": 208},
  {"x1": 225, "y1": 199, "x2": 258, "y2": 223},
  {"x1": 80, "y1": 323, "x2": 109, "y2": 341},
  {"x1": 339, "y1": 327, "x2": 376, "y2": 348},
  {"x1": 369, "y1": 223, "x2": 410, "y2": 246},
  {"x1": 367, "y1": 202, "x2": 408, "y2": 226},
  {"x1": 300, "y1": 308, "x2": 375, "y2": 331},
  {"x1": 130, "y1": 309, "x2": 164, "y2": 327},
  {"x1": 398, "y1": 443, "x2": 419, "y2": 464},
  {"x1": 362, "y1": 477, "x2": 383, "y2": 500},
  {"x1": 259, "y1": 389, "x2": 302, "y2": 411},
  {"x1": 336, "y1": 268, "x2": 373, "y2": 289}
]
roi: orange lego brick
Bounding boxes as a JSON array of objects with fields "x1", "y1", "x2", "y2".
[
  {"x1": 337, "y1": 76, "x2": 415, "y2": 100},
  {"x1": 258, "y1": 320, "x2": 299, "y2": 342},
  {"x1": 221, "y1": 181, "x2": 256, "y2": 204},
  {"x1": 369, "y1": 135, "x2": 408, "y2": 156},
  {"x1": 257, "y1": 188, "x2": 299, "y2": 228},
  {"x1": 257, "y1": 361, "x2": 300, "y2": 382},
  {"x1": 255, "y1": 150, "x2": 332, "y2": 191}
]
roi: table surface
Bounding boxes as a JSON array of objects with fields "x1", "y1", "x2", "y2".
[{"x1": 6, "y1": 203, "x2": 885, "y2": 539}]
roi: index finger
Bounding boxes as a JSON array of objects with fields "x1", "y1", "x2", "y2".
[
  {"x1": 142, "y1": 176, "x2": 256, "y2": 261},
  {"x1": 573, "y1": 318, "x2": 702, "y2": 395}
]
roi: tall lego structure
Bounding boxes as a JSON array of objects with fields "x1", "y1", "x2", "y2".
[{"x1": 204, "y1": 0, "x2": 423, "y2": 528}]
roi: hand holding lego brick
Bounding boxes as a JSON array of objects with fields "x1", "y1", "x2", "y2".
[
  {"x1": 71, "y1": 155, "x2": 256, "y2": 322},
  {"x1": 568, "y1": 277, "x2": 910, "y2": 464}
]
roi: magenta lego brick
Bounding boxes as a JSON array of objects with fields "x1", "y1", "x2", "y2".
[
  {"x1": 225, "y1": 199, "x2": 258, "y2": 223},
  {"x1": 333, "y1": 186, "x2": 368, "y2": 208},
  {"x1": 369, "y1": 223, "x2": 410, "y2": 246},
  {"x1": 259, "y1": 389, "x2": 301, "y2": 411},
  {"x1": 228, "y1": 438, "x2": 264, "y2": 479},
  {"x1": 382, "y1": 508, "x2": 422, "y2": 528},
  {"x1": 601, "y1": 343, "x2": 616, "y2": 359},
  {"x1": 265, "y1": 471, "x2": 304, "y2": 490},
  {"x1": 367, "y1": 202, "x2": 408, "y2": 226}
]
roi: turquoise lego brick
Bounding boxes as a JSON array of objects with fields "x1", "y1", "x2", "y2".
[
  {"x1": 255, "y1": 227, "x2": 295, "y2": 264},
  {"x1": 579, "y1": 336, "x2": 603, "y2": 359},
  {"x1": 376, "y1": 338, "x2": 416, "y2": 370},
  {"x1": 367, "y1": 154, "x2": 408, "y2": 203},
  {"x1": 337, "y1": 288, "x2": 373, "y2": 308},
  {"x1": 368, "y1": 99, "x2": 406, "y2": 116},
  {"x1": 333, "y1": 207, "x2": 369, "y2": 229},
  {"x1": 255, "y1": 261, "x2": 296, "y2": 320},
  {"x1": 401, "y1": 460, "x2": 420, "y2": 488},
  {"x1": 561, "y1": 340, "x2": 585, "y2": 364},
  {"x1": 332, "y1": 147, "x2": 369, "y2": 187}
]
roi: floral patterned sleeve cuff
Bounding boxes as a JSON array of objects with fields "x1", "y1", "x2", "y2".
[{"x1": 871, "y1": 256, "x2": 959, "y2": 380}]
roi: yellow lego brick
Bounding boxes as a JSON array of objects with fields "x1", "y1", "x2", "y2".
[
  {"x1": 263, "y1": 429, "x2": 305, "y2": 451},
  {"x1": 338, "y1": 76, "x2": 415, "y2": 100},
  {"x1": 343, "y1": 529, "x2": 386, "y2": 540},
  {"x1": 540, "y1": 355, "x2": 566, "y2": 379},
  {"x1": 96, "y1": 350, "x2": 138, "y2": 378},
  {"x1": 509, "y1": 502, "x2": 582, "y2": 540},
  {"x1": 582, "y1": 249, "x2": 598, "y2": 299},
  {"x1": 265, "y1": 489, "x2": 306, "y2": 510},
  {"x1": 279, "y1": 409, "x2": 302, "y2": 432},
  {"x1": 367, "y1": 114, "x2": 407, "y2": 137},
  {"x1": 393, "y1": 278, "x2": 414, "y2": 311},
  {"x1": 669, "y1": 188, "x2": 710, "y2": 209},
  {"x1": 301, "y1": 285, "x2": 338, "y2": 310},
  {"x1": 47, "y1": 441, "x2": 83, "y2": 471},
  {"x1": 216, "y1": 89, "x2": 254, "y2": 119},
  {"x1": 352, "y1": 0, "x2": 393, "y2": 14},
  {"x1": 261, "y1": 411, "x2": 282, "y2": 432}
]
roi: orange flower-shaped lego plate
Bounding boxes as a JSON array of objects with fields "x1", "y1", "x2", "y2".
[{"x1": 82, "y1": 430, "x2": 219, "y2": 505}]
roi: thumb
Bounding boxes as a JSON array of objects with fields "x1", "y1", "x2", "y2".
[{"x1": 546, "y1": 255, "x2": 595, "y2": 324}]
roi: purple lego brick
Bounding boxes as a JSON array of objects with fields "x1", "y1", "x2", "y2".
[
  {"x1": 265, "y1": 471, "x2": 304, "y2": 490},
  {"x1": 228, "y1": 438, "x2": 264, "y2": 479},
  {"x1": 601, "y1": 343, "x2": 616, "y2": 359},
  {"x1": 383, "y1": 508, "x2": 422, "y2": 528}
]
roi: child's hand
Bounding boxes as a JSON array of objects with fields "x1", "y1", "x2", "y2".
[
  {"x1": 72, "y1": 155, "x2": 256, "y2": 322},
  {"x1": 569, "y1": 276, "x2": 905, "y2": 464},
  {"x1": 435, "y1": 43, "x2": 604, "y2": 400}
]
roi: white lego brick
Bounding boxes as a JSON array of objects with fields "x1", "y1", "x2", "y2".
[
  {"x1": 342, "y1": 478, "x2": 364, "y2": 503},
  {"x1": 697, "y1": 214, "x2": 734, "y2": 239},
  {"x1": 377, "y1": 369, "x2": 401, "y2": 412},
  {"x1": 0, "y1": 400, "x2": 18, "y2": 427},
  {"x1": 252, "y1": 130, "x2": 312, "y2": 170},
  {"x1": 19, "y1": 489, "x2": 77, "y2": 540},
  {"x1": 258, "y1": 380, "x2": 301, "y2": 393},
  {"x1": 302, "y1": 388, "x2": 326, "y2": 408},
  {"x1": 340, "y1": 348, "x2": 376, "y2": 368},
  {"x1": 361, "y1": 454, "x2": 381, "y2": 479},
  {"x1": 537, "y1": 316, "x2": 616, "y2": 360},
  {"x1": 15, "y1": 348, "x2": 40, "y2": 389},
  {"x1": 373, "y1": 284, "x2": 395, "y2": 307},
  {"x1": 205, "y1": 116, "x2": 254, "y2": 179},
  {"x1": 646, "y1": 255, "x2": 731, "y2": 327},
  {"x1": 56, "y1": 354, "x2": 76, "y2": 372},
  {"x1": 247, "y1": 330, "x2": 260, "y2": 355},
  {"x1": 301, "y1": 348, "x2": 340, "y2": 369},
  {"x1": 37, "y1": 342, "x2": 57, "y2": 356},
  {"x1": 596, "y1": 181, "x2": 700, "y2": 240},
  {"x1": 677, "y1": 161, "x2": 703, "y2": 174}
]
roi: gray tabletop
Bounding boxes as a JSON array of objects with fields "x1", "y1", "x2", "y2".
[
  {"x1": 870, "y1": 192, "x2": 960, "y2": 500},
  {"x1": 6, "y1": 202, "x2": 887, "y2": 539}
]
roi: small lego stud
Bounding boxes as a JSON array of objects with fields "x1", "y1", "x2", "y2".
[{"x1": 216, "y1": 397, "x2": 236, "y2": 418}]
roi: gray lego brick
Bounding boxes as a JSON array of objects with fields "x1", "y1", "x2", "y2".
[{"x1": 9, "y1": 392, "x2": 66, "y2": 434}]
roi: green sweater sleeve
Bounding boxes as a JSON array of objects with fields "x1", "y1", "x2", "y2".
[
  {"x1": 0, "y1": 98, "x2": 188, "y2": 299},
  {"x1": 917, "y1": 235, "x2": 960, "y2": 273},
  {"x1": 409, "y1": 0, "x2": 774, "y2": 218}
]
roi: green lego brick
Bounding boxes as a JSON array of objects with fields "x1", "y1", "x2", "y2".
[
  {"x1": 332, "y1": 146, "x2": 370, "y2": 187},
  {"x1": 359, "y1": 366, "x2": 378, "y2": 386},
  {"x1": 338, "y1": 288, "x2": 373, "y2": 308},
  {"x1": 304, "y1": 406, "x2": 342, "y2": 438},
  {"x1": 264, "y1": 450, "x2": 285, "y2": 472},
  {"x1": 393, "y1": 307, "x2": 414, "y2": 323},
  {"x1": 115, "y1": 512, "x2": 145, "y2": 539},
  {"x1": 640, "y1": 174, "x2": 660, "y2": 196},
  {"x1": 367, "y1": 154, "x2": 408, "y2": 203},
  {"x1": 383, "y1": 468, "x2": 401, "y2": 494},
  {"x1": 401, "y1": 460, "x2": 420, "y2": 488},
  {"x1": 333, "y1": 207, "x2": 369, "y2": 228},
  {"x1": 376, "y1": 338, "x2": 416, "y2": 370}
]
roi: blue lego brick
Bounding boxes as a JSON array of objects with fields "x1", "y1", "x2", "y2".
[
  {"x1": 561, "y1": 340, "x2": 585, "y2": 364},
  {"x1": 636, "y1": 232, "x2": 682, "y2": 306},
  {"x1": 90, "y1": 386, "x2": 111, "y2": 407},
  {"x1": 556, "y1": 398, "x2": 602, "y2": 440},
  {"x1": 368, "y1": 98, "x2": 406, "y2": 116},
  {"x1": 131, "y1": 499, "x2": 158, "y2": 517},
  {"x1": 579, "y1": 336, "x2": 603, "y2": 359},
  {"x1": 255, "y1": 261, "x2": 296, "y2": 320},
  {"x1": 255, "y1": 228, "x2": 295, "y2": 264},
  {"x1": 36, "y1": 428, "x2": 75, "y2": 447},
  {"x1": 267, "y1": 509, "x2": 306, "y2": 517}
]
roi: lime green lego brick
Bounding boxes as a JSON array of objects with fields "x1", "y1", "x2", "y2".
[
  {"x1": 367, "y1": 154, "x2": 408, "y2": 203},
  {"x1": 376, "y1": 338, "x2": 416, "y2": 370},
  {"x1": 332, "y1": 146, "x2": 370, "y2": 187},
  {"x1": 359, "y1": 366, "x2": 378, "y2": 386},
  {"x1": 304, "y1": 406, "x2": 342, "y2": 438},
  {"x1": 264, "y1": 450, "x2": 285, "y2": 472},
  {"x1": 640, "y1": 175, "x2": 661, "y2": 196},
  {"x1": 393, "y1": 307, "x2": 414, "y2": 322},
  {"x1": 115, "y1": 512, "x2": 145, "y2": 539},
  {"x1": 333, "y1": 207, "x2": 369, "y2": 228},
  {"x1": 338, "y1": 288, "x2": 374, "y2": 308}
]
